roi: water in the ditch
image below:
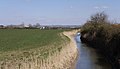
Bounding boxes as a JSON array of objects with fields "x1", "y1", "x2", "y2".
[{"x1": 75, "y1": 33, "x2": 112, "y2": 69}]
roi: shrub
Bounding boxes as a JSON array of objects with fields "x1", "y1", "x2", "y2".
[{"x1": 81, "y1": 12, "x2": 120, "y2": 68}]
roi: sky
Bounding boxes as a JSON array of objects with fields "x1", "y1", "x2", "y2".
[{"x1": 0, "y1": 0, "x2": 120, "y2": 25}]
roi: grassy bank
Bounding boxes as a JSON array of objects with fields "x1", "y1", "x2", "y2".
[{"x1": 0, "y1": 29, "x2": 77, "y2": 69}]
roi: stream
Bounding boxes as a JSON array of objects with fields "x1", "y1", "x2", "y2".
[{"x1": 75, "y1": 33, "x2": 112, "y2": 69}]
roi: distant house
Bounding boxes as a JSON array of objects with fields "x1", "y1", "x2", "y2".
[
  {"x1": 6, "y1": 24, "x2": 25, "y2": 29},
  {"x1": 40, "y1": 26, "x2": 45, "y2": 29},
  {"x1": 0, "y1": 25, "x2": 4, "y2": 28}
]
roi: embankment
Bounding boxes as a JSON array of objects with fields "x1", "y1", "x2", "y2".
[{"x1": 0, "y1": 30, "x2": 78, "y2": 69}]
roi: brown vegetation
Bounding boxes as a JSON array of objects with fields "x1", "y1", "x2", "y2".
[
  {"x1": 0, "y1": 30, "x2": 78, "y2": 69},
  {"x1": 80, "y1": 12, "x2": 120, "y2": 69}
]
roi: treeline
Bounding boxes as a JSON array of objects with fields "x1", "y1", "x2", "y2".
[
  {"x1": 80, "y1": 12, "x2": 120, "y2": 69},
  {"x1": 0, "y1": 23, "x2": 43, "y2": 29},
  {"x1": 0, "y1": 23, "x2": 80, "y2": 30}
]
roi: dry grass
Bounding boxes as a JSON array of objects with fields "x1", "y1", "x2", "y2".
[{"x1": 0, "y1": 30, "x2": 78, "y2": 69}]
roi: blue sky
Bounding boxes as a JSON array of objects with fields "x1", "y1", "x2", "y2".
[{"x1": 0, "y1": 0, "x2": 120, "y2": 25}]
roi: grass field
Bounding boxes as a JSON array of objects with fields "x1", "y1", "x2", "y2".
[
  {"x1": 0, "y1": 29, "x2": 77, "y2": 69},
  {"x1": 0, "y1": 29, "x2": 70, "y2": 60},
  {"x1": 0, "y1": 29, "x2": 63, "y2": 52}
]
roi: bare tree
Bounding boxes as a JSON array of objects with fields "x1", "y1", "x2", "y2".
[{"x1": 90, "y1": 12, "x2": 108, "y2": 24}]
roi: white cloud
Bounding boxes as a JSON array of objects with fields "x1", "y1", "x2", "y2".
[
  {"x1": 94, "y1": 6, "x2": 100, "y2": 9},
  {"x1": 102, "y1": 6, "x2": 109, "y2": 9},
  {"x1": 94, "y1": 6, "x2": 109, "y2": 9}
]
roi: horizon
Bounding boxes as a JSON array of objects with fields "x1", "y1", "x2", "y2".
[{"x1": 0, "y1": 0, "x2": 120, "y2": 25}]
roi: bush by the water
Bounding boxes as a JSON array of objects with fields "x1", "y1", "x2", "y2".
[{"x1": 80, "y1": 12, "x2": 120, "y2": 68}]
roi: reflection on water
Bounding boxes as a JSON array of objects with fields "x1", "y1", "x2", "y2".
[{"x1": 75, "y1": 34, "x2": 111, "y2": 69}]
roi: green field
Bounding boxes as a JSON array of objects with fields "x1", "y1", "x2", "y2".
[{"x1": 0, "y1": 29, "x2": 69, "y2": 60}]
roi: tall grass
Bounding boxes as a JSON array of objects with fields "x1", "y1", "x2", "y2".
[{"x1": 0, "y1": 29, "x2": 77, "y2": 69}]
